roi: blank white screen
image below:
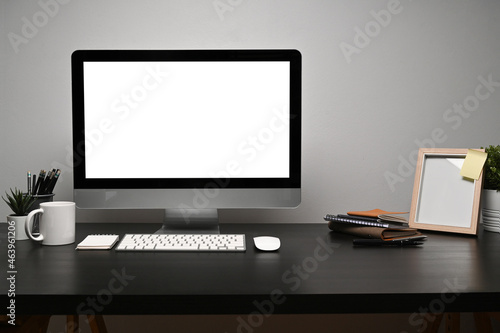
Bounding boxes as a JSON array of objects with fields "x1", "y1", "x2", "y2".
[{"x1": 83, "y1": 61, "x2": 290, "y2": 179}]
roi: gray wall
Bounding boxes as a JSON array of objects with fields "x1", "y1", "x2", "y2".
[
  {"x1": 2, "y1": 0, "x2": 500, "y2": 225},
  {"x1": 2, "y1": 1, "x2": 500, "y2": 332}
]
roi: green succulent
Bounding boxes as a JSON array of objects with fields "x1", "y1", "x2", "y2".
[
  {"x1": 482, "y1": 145, "x2": 500, "y2": 191},
  {"x1": 2, "y1": 188, "x2": 36, "y2": 216}
]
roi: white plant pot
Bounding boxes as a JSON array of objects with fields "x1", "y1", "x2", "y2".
[
  {"x1": 6, "y1": 215, "x2": 29, "y2": 240},
  {"x1": 481, "y1": 189, "x2": 500, "y2": 233}
]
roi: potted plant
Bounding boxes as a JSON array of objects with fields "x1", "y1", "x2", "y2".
[
  {"x1": 481, "y1": 145, "x2": 500, "y2": 232},
  {"x1": 2, "y1": 188, "x2": 36, "y2": 240}
]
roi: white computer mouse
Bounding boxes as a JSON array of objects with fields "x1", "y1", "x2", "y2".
[{"x1": 253, "y1": 236, "x2": 281, "y2": 251}]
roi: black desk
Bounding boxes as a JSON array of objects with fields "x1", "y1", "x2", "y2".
[{"x1": 3, "y1": 223, "x2": 500, "y2": 315}]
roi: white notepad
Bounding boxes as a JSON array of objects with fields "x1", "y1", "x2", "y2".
[{"x1": 76, "y1": 235, "x2": 119, "y2": 250}]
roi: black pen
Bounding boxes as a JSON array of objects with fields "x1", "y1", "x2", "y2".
[
  {"x1": 40, "y1": 169, "x2": 55, "y2": 194},
  {"x1": 46, "y1": 169, "x2": 61, "y2": 194},
  {"x1": 27, "y1": 171, "x2": 32, "y2": 195},
  {"x1": 353, "y1": 239, "x2": 424, "y2": 247},
  {"x1": 34, "y1": 170, "x2": 46, "y2": 195},
  {"x1": 337, "y1": 214, "x2": 380, "y2": 222},
  {"x1": 32, "y1": 174, "x2": 36, "y2": 196}
]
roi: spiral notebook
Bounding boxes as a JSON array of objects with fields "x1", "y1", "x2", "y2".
[
  {"x1": 324, "y1": 214, "x2": 389, "y2": 228},
  {"x1": 76, "y1": 234, "x2": 120, "y2": 250}
]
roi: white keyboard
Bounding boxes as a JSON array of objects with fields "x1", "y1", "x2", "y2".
[{"x1": 115, "y1": 234, "x2": 246, "y2": 252}]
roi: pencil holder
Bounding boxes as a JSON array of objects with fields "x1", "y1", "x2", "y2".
[{"x1": 28, "y1": 193, "x2": 55, "y2": 235}]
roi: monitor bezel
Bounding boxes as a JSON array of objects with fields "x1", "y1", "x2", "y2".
[{"x1": 72, "y1": 49, "x2": 301, "y2": 190}]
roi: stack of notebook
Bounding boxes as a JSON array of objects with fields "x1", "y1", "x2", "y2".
[{"x1": 325, "y1": 209, "x2": 426, "y2": 243}]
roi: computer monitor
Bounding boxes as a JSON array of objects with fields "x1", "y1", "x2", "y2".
[{"x1": 72, "y1": 49, "x2": 301, "y2": 233}]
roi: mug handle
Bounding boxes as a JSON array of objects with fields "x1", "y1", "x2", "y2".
[{"x1": 25, "y1": 208, "x2": 44, "y2": 242}]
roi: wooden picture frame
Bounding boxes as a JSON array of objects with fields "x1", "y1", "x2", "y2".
[{"x1": 409, "y1": 148, "x2": 484, "y2": 235}]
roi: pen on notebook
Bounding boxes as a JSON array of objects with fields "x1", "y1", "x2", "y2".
[
  {"x1": 337, "y1": 214, "x2": 380, "y2": 222},
  {"x1": 353, "y1": 239, "x2": 424, "y2": 247}
]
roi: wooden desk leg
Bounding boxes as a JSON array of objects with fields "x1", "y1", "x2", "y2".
[
  {"x1": 0, "y1": 315, "x2": 51, "y2": 333},
  {"x1": 420, "y1": 313, "x2": 443, "y2": 333},
  {"x1": 66, "y1": 314, "x2": 79, "y2": 333},
  {"x1": 473, "y1": 312, "x2": 493, "y2": 333},
  {"x1": 488, "y1": 312, "x2": 500, "y2": 322},
  {"x1": 445, "y1": 313, "x2": 460, "y2": 333},
  {"x1": 87, "y1": 315, "x2": 108, "y2": 333}
]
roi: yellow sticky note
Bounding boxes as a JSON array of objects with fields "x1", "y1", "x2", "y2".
[{"x1": 460, "y1": 149, "x2": 487, "y2": 180}]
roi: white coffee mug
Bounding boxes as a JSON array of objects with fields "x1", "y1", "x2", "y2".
[{"x1": 25, "y1": 201, "x2": 76, "y2": 245}]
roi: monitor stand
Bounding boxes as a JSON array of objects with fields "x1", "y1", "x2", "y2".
[{"x1": 155, "y1": 208, "x2": 220, "y2": 234}]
